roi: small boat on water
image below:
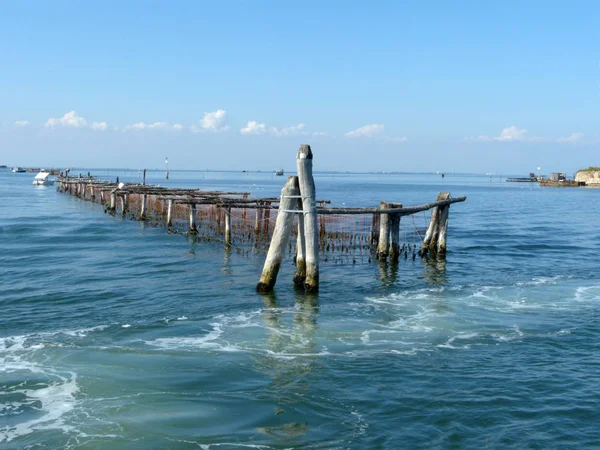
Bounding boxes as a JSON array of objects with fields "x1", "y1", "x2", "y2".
[
  {"x1": 12, "y1": 167, "x2": 26, "y2": 173},
  {"x1": 275, "y1": 169, "x2": 284, "y2": 176},
  {"x1": 32, "y1": 172, "x2": 55, "y2": 186}
]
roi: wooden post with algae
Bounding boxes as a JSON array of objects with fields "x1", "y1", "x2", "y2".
[
  {"x1": 167, "y1": 199, "x2": 173, "y2": 227},
  {"x1": 257, "y1": 176, "x2": 300, "y2": 292},
  {"x1": 297, "y1": 144, "x2": 319, "y2": 293},
  {"x1": 188, "y1": 204, "x2": 198, "y2": 234}
]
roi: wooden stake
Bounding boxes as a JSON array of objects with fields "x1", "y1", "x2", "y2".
[
  {"x1": 120, "y1": 195, "x2": 127, "y2": 215},
  {"x1": 297, "y1": 144, "x2": 319, "y2": 293},
  {"x1": 437, "y1": 205, "x2": 450, "y2": 255},
  {"x1": 421, "y1": 192, "x2": 450, "y2": 257},
  {"x1": 167, "y1": 199, "x2": 173, "y2": 227},
  {"x1": 377, "y1": 202, "x2": 391, "y2": 261},
  {"x1": 389, "y1": 213, "x2": 401, "y2": 261},
  {"x1": 140, "y1": 194, "x2": 147, "y2": 220},
  {"x1": 110, "y1": 192, "x2": 116, "y2": 211},
  {"x1": 225, "y1": 207, "x2": 232, "y2": 246},
  {"x1": 188, "y1": 204, "x2": 197, "y2": 233},
  {"x1": 294, "y1": 199, "x2": 307, "y2": 286},
  {"x1": 257, "y1": 176, "x2": 300, "y2": 292}
]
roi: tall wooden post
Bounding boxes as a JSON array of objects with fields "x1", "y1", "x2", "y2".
[
  {"x1": 188, "y1": 204, "x2": 197, "y2": 233},
  {"x1": 377, "y1": 202, "x2": 391, "y2": 261},
  {"x1": 100, "y1": 191, "x2": 105, "y2": 205},
  {"x1": 89, "y1": 184, "x2": 95, "y2": 201},
  {"x1": 294, "y1": 206, "x2": 306, "y2": 287},
  {"x1": 167, "y1": 199, "x2": 174, "y2": 227},
  {"x1": 437, "y1": 205, "x2": 450, "y2": 254},
  {"x1": 225, "y1": 207, "x2": 232, "y2": 246},
  {"x1": 389, "y1": 220, "x2": 401, "y2": 263},
  {"x1": 120, "y1": 195, "x2": 127, "y2": 215},
  {"x1": 110, "y1": 192, "x2": 117, "y2": 212},
  {"x1": 257, "y1": 176, "x2": 300, "y2": 292},
  {"x1": 142, "y1": 169, "x2": 147, "y2": 186},
  {"x1": 421, "y1": 192, "x2": 450, "y2": 257},
  {"x1": 140, "y1": 194, "x2": 147, "y2": 220},
  {"x1": 263, "y1": 202, "x2": 271, "y2": 237},
  {"x1": 255, "y1": 203, "x2": 263, "y2": 237},
  {"x1": 297, "y1": 144, "x2": 319, "y2": 293}
]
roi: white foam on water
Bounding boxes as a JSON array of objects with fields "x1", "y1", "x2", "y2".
[
  {"x1": 121, "y1": 324, "x2": 131, "y2": 328},
  {"x1": 177, "y1": 316, "x2": 188, "y2": 321},
  {"x1": 437, "y1": 332, "x2": 480, "y2": 349},
  {"x1": 60, "y1": 325, "x2": 109, "y2": 337},
  {"x1": 0, "y1": 335, "x2": 80, "y2": 444}
]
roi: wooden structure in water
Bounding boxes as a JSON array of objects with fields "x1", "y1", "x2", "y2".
[{"x1": 56, "y1": 145, "x2": 466, "y2": 293}]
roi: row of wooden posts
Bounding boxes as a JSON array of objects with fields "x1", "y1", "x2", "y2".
[{"x1": 57, "y1": 145, "x2": 466, "y2": 294}]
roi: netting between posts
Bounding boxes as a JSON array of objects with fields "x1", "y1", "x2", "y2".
[{"x1": 73, "y1": 186, "x2": 430, "y2": 262}]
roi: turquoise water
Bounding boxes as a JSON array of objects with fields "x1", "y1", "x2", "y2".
[{"x1": 2, "y1": 169, "x2": 600, "y2": 449}]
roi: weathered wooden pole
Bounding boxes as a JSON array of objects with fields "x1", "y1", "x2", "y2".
[
  {"x1": 257, "y1": 176, "x2": 300, "y2": 292},
  {"x1": 255, "y1": 203, "x2": 263, "y2": 237},
  {"x1": 188, "y1": 204, "x2": 198, "y2": 233},
  {"x1": 100, "y1": 190, "x2": 105, "y2": 204},
  {"x1": 420, "y1": 192, "x2": 450, "y2": 257},
  {"x1": 110, "y1": 192, "x2": 117, "y2": 211},
  {"x1": 166, "y1": 199, "x2": 174, "y2": 227},
  {"x1": 120, "y1": 195, "x2": 127, "y2": 215},
  {"x1": 377, "y1": 202, "x2": 391, "y2": 261},
  {"x1": 437, "y1": 204, "x2": 450, "y2": 255},
  {"x1": 389, "y1": 208, "x2": 402, "y2": 261},
  {"x1": 140, "y1": 194, "x2": 147, "y2": 220},
  {"x1": 89, "y1": 184, "x2": 95, "y2": 201},
  {"x1": 294, "y1": 199, "x2": 307, "y2": 287},
  {"x1": 263, "y1": 202, "x2": 271, "y2": 237},
  {"x1": 142, "y1": 169, "x2": 147, "y2": 186},
  {"x1": 297, "y1": 144, "x2": 319, "y2": 293},
  {"x1": 224, "y1": 207, "x2": 232, "y2": 246}
]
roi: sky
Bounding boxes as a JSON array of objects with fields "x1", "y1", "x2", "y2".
[{"x1": 0, "y1": 0, "x2": 598, "y2": 174}]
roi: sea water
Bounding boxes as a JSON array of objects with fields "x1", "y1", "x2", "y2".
[{"x1": 1, "y1": 169, "x2": 600, "y2": 449}]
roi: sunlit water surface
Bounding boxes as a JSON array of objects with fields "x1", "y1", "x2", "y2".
[{"x1": 1, "y1": 169, "x2": 600, "y2": 449}]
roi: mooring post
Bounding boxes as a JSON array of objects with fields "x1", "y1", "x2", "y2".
[
  {"x1": 437, "y1": 203, "x2": 450, "y2": 255},
  {"x1": 188, "y1": 204, "x2": 197, "y2": 233},
  {"x1": 257, "y1": 176, "x2": 300, "y2": 292},
  {"x1": 100, "y1": 191, "x2": 105, "y2": 204},
  {"x1": 255, "y1": 203, "x2": 263, "y2": 237},
  {"x1": 110, "y1": 192, "x2": 117, "y2": 212},
  {"x1": 420, "y1": 192, "x2": 450, "y2": 257},
  {"x1": 120, "y1": 195, "x2": 127, "y2": 215},
  {"x1": 377, "y1": 202, "x2": 391, "y2": 261},
  {"x1": 225, "y1": 206, "x2": 232, "y2": 246},
  {"x1": 167, "y1": 199, "x2": 174, "y2": 227},
  {"x1": 294, "y1": 199, "x2": 307, "y2": 286},
  {"x1": 89, "y1": 184, "x2": 95, "y2": 201},
  {"x1": 388, "y1": 203, "x2": 402, "y2": 261},
  {"x1": 143, "y1": 169, "x2": 147, "y2": 186},
  {"x1": 297, "y1": 144, "x2": 319, "y2": 293},
  {"x1": 263, "y1": 202, "x2": 271, "y2": 237},
  {"x1": 140, "y1": 194, "x2": 147, "y2": 220}
]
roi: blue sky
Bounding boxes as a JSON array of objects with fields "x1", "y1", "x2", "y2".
[{"x1": 1, "y1": 1, "x2": 598, "y2": 173}]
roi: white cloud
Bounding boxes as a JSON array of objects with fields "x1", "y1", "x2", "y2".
[
  {"x1": 383, "y1": 136, "x2": 408, "y2": 143},
  {"x1": 241, "y1": 120, "x2": 268, "y2": 135},
  {"x1": 469, "y1": 126, "x2": 583, "y2": 143},
  {"x1": 45, "y1": 110, "x2": 87, "y2": 128},
  {"x1": 240, "y1": 121, "x2": 324, "y2": 137},
  {"x1": 270, "y1": 123, "x2": 306, "y2": 136},
  {"x1": 557, "y1": 132, "x2": 583, "y2": 143},
  {"x1": 92, "y1": 121, "x2": 108, "y2": 131},
  {"x1": 172, "y1": 123, "x2": 184, "y2": 131},
  {"x1": 200, "y1": 109, "x2": 228, "y2": 132},
  {"x1": 345, "y1": 124, "x2": 384, "y2": 138},
  {"x1": 14, "y1": 120, "x2": 30, "y2": 127},
  {"x1": 124, "y1": 121, "x2": 168, "y2": 131}
]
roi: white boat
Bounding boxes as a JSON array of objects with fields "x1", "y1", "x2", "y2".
[
  {"x1": 32, "y1": 172, "x2": 55, "y2": 186},
  {"x1": 12, "y1": 167, "x2": 26, "y2": 173},
  {"x1": 275, "y1": 169, "x2": 284, "y2": 176}
]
